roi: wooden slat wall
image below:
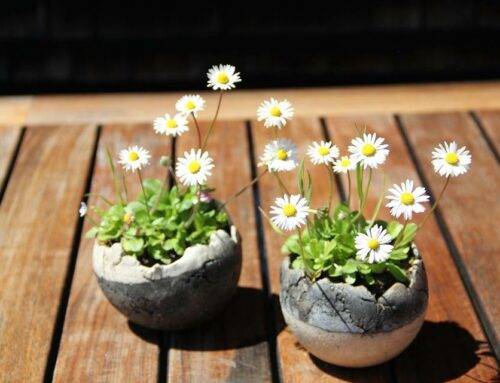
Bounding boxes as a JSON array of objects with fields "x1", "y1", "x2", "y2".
[
  {"x1": 326, "y1": 114, "x2": 498, "y2": 382},
  {"x1": 252, "y1": 118, "x2": 392, "y2": 382},
  {"x1": 0, "y1": 126, "x2": 22, "y2": 198},
  {"x1": 474, "y1": 111, "x2": 500, "y2": 160},
  {"x1": 399, "y1": 112, "x2": 500, "y2": 361},
  {"x1": 53, "y1": 124, "x2": 172, "y2": 382},
  {"x1": 168, "y1": 121, "x2": 273, "y2": 382},
  {"x1": 0, "y1": 125, "x2": 97, "y2": 382}
]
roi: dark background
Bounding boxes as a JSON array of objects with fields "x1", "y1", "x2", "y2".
[{"x1": 2, "y1": 1, "x2": 500, "y2": 95}]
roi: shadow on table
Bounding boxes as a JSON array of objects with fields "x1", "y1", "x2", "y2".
[
  {"x1": 310, "y1": 320, "x2": 498, "y2": 382},
  {"x1": 129, "y1": 287, "x2": 285, "y2": 350}
]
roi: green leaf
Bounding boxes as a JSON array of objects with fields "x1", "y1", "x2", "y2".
[
  {"x1": 342, "y1": 259, "x2": 358, "y2": 274},
  {"x1": 122, "y1": 237, "x2": 145, "y2": 253},
  {"x1": 397, "y1": 223, "x2": 418, "y2": 248},
  {"x1": 389, "y1": 246, "x2": 410, "y2": 260},
  {"x1": 343, "y1": 273, "x2": 356, "y2": 285},
  {"x1": 386, "y1": 262, "x2": 408, "y2": 282},
  {"x1": 387, "y1": 221, "x2": 403, "y2": 240},
  {"x1": 85, "y1": 226, "x2": 99, "y2": 238}
]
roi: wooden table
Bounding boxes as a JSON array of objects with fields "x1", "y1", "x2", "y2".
[{"x1": 0, "y1": 82, "x2": 499, "y2": 382}]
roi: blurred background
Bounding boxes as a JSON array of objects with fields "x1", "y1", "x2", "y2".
[{"x1": 2, "y1": 0, "x2": 500, "y2": 95}]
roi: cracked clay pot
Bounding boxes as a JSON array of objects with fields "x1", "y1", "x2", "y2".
[
  {"x1": 280, "y1": 245, "x2": 428, "y2": 368},
  {"x1": 93, "y1": 226, "x2": 241, "y2": 330}
]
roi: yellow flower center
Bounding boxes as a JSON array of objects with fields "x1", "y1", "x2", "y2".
[
  {"x1": 186, "y1": 100, "x2": 196, "y2": 110},
  {"x1": 318, "y1": 147, "x2": 329, "y2": 156},
  {"x1": 445, "y1": 152, "x2": 459, "y2": 165},
  {"x1": 123, "y1": 213, "x2": 132, "y2": 224},
  {"x1": 340, "y1": 158, "x2": 351, "y2": 167},
  {"x1": 270, "y1": 106, "x2": 282, "y2": 117},
  {"x1": 166, "y1": 119, "x2": 178, "y2": 128},
  {"x1": 276, "y1": 149, "x2": 288, "y2": 160},
  {"x1": 367, "y1": 238, "x2": 379, "y2": 250},
  {"x1": 283, "y1": 204, "x2": 297, "y2": 217},
  {"x1": 128, "y1": 152, "x2": 139, "y2": 161},
  {"x1": 362, "y1": 143, "x2": 376, "y2": 157},
  {"x1": 216, "y1": 72, "x2": 229, "y2": 84},
  {"x1": 188, "y1": 161, "x2": 201, "y2": 174},
  {"x1": 400, "y1": 192, "x2": 415, "y2": 206}
]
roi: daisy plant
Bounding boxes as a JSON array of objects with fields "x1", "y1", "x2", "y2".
[
  {"x1": 81, "y1": 64, "x2": 260, "y2": 266},
  {"x1": 264, "y1": 115, "x2": 471, "y2": 294}
]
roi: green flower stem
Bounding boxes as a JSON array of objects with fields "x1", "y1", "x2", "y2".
[
  {"x1": 220, "y1": 169, "x2": 268, "y2": 210},
  {"x1": 273, "y1": 172, "x2": 290, "y2": 195},
  {"x1": 325, "y1": 164, "x2": 334, "y2": 213},
  {"x1": 186, "y1": 185, "x2": 201, "y2": 226},
  {"x1": 368, "y1": 172, "x2": 386, "y2": 228},
  {"x1": 201, "y1": 90, "x2": 224, "y2": 151},
  {"x1": 394, "y1": 220, "x2": 408, "y2": 248},
  {"x1": 122, "y1": 174, "x2": 129, "y2": 203},
  {"x1": 351, "y1": 167, "x2": 372, "y2": 224},
  {"x1": 105, "y1": 146, "x2": 123, "y2": 205},
  {"x1": 346, "y1": 171, "x2": 352, "y2": 208},
  {"x1": 418, "y1": 176, "x2": 451, "y2": 230},
  {"x1": 356, "y1": 163, "x2": 364, "y2": 210},
  {"x1": 137, "y1": 169, "x2": 151, "y2": 219},
  {"x1": 85, "y1": 211, "x2": 100, "y2": 227},
  {"x1": 297, "y1": 228, "x2": 306, "y2": 265},
  {"x1": 273, "y1": 126, "x2": 279, "y2": 141},
  {"x1": 191, "y1": 112, "x2": 202, "y2": 148}
]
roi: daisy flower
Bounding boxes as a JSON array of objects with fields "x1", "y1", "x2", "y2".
[
  {"x1": 207, "y1": 64, "x2": 241, "y2": 91},
  {"x1": 355, "y1": 225, "x2": 394, "y2": 264},
  {"x1": 118, "y1": 146, "x2": 151, "y2": 172},
  {"x1": 270, "y1": 194, "x2": 311, "y2": 231},
  {"x1": 386, "y1": 179, "x2": 430, "y2": 220},
  {"x1": 333, "y1": 155, "x2": 357, "y2": 173},
  {"x1": 257, "y1": 98, "x2": 294, "y2": 129},
  {"x1": 432, "y1": 141, "x2": 471, "y2": 177},
  {"x1": 307, "y1": 140, "x2": 339, "y2": 165},
  {"x1": 176, "y1": 149, "x2": 214, "y2": 186},
  {"x1": 348, "y1": 133, "x2": 389, "y2": 169},
  {"x1": 258, "y1": 139, "x2": 298, "y2": 172},
  {"x1": 153, "y1": 113, "x2": 189, "y2": 137},
  {"x1": 79, "y1": 202, "x2": 87, "y2": 217},
  {"x1": 123, "y1": 211, "x2": 135, "y2": 225},
  {"x1": 175, "y1": 94, "x2": 205, "y2": 116}
]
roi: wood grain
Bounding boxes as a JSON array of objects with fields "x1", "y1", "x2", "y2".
[
  {"x1": 168, "y1": 121, "x2": 272, "y2": 383},
  {"x1": 0, "y1": 125, "x2": 97, "y2": 382},
  {"x1": 11, "y1": 81, "x2": 500, "y2": 126},
  {"x1": 474, "y1": 110, "x2": 500, "y2": 157},
  {"x1": 53, "y1": 124, "x2": 172, "y2": 383},
  {"x1": 399, "y1": 112, "x2": 500, "y2": 363},
  {"x1": 325, "y1": 114, "x2": 498, "y2": 382},
  {"x1": 0, "y1": 96, "x2": 32, "y2": 125},
  {"x1": 252, "y1": 117, "x2": 391, "y2": 382},
  {"x1": 0, "y1": 126, "x2": 22, "y2": 195}
]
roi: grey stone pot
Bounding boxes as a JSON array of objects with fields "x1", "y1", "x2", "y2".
[
  {"x1": 280, "y1": 245, "x2": 428, "y2": 368},
  {"x1": 93, "y1": 225, "x2": 241, "y2": 330}
]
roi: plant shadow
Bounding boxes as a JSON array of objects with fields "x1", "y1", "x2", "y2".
[
  {"x1": 138, "y1": 287, "x2": 285, "y2": 351},
  {"x1": 309, "y1": 320, "x2": 499, "y2": 382}
]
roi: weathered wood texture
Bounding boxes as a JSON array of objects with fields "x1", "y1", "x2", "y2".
[
  {"x1": 0, "y1": 82, "x2": 497, "y2": 126},
  {"x1": 326, "y1": 114, "x2": 498, "y2": 382},
  {"x1": 0, "y1": 125, "x2": 96, "y2": 382},
  {"x1": 0, "y1": 125, "x2": 22, "y2": 195},
  {"x1": 252, "y1": 118, "x2": 392, "y2": 382},
  {"x1": 475, "y1": 111, "x2": 500, "y2": 159},
  {"x1": 168, "y1": 121, "x2": 272, "y2": 383},
  {"x1": 399, "y1": 112, "x2": 500, "y2": 362},
  {"x1": 53, "y1": 124, "x2": 172, "y2": 383}
]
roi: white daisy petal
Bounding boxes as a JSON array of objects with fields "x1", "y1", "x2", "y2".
[
  {"x1": 175, "y1": 149, "x2": 214, "y2": 186},
  {"x1": 348, "y1": 132, "x2": 389, "y2": 169},
  {"x1": 355, "y1": 224, "x2": 394, "y2": 263},
  {"x1": 79, "y1": 202, "x2": 87, "y2": 217},
  {"x1": 333, "y1": 155, "x2": 357, "y2": 173},
  {"x1": 431, "y1": 141, "x2": 471, "y2": 177},
  {"x1": 258, "y1": 139, "x2": 298, "y2": 172},
  {"x1": 385, "y1": 179, "x2": 429, "y2": 220},
  {"x1": 257, "y1": 98, "x2": 294, "y2": 129},
  {"x1": 175, "y1": 94, "x2": 205, "y2": 116},
  {"x1": 118, "y1": 146, "x2": 151, "y2": 172},
  {"x1": 307, "y1": 140, "x2": 339, "y2": 165},
  {"x1": 269, "y1": 194, "x2": 311, "y2": 231},
  {"x1": 207, "y1": 64, "x2": 241, "y2": 91},
  {"x1": 153, "y1": 113, "x2": 189, "y2": 137}
]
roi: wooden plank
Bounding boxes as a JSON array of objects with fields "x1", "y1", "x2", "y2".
[
  {"x1": 168, "y1": 121, "x2": 272, "y2": 383},
  {"x1": 53, "y1": 123, "x2": 171, "y2": 382},
  {"x1": 20, "y1": 81, "x2": 500, "y2": 126},
  {"x1": 0, "y1": 125, "x2": 97, "y2": 382},
  {"x1": 252, "y1": 117, "x2": 391, "y2": 382},
  {"x1": 399, "y1": 112, "x2": 500, "y2": 362},
  {"x1": 0, "y1": 96, "x2": 32, "y2": 125},
  {"x1": 325, "y1": 114, "x2": 498, "y2": 382},
  {"x1": 0, "y1": 126, "x2": 22, "y2": 195},
  {"x1": 474, "y1": 110, "x2": 500, "y2": 158}
]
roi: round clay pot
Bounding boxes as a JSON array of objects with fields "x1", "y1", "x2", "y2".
[
  {"x1": 93, "y1": 225, "x2": 241, "y2": 330},
  {"x1": 279, "y1": 245, "x2": 428, "y2": 368}
]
